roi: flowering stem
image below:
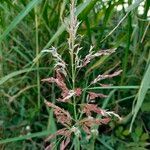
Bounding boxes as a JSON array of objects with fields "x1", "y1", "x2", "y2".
[
  {"x1": 71, "y1": 38, "x2": 77, "y2": 121},
  {"x1": 69, "y1": 0, "x2": 77, "y2": 121},
  {"x1": 70, "y1": 45, "x2": 77, "y2": 121}
]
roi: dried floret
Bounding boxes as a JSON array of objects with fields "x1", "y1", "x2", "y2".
[
  {"x1": 78, "y1": 48, "x2": 116, "y2": 68},
  {"x1": 82, "y1": 104, "x2": 106, "y2": 116},
  {"x1": 78, "y1": 116, "x2": 110, "y2": 135},
  {"x1": 45, "y1": 100, "x2": 72, "y2": 126},
  {"x1": 91, "y1": 70, "x2": 122, "y2": 84},
  {"x1": 42, "y1": 47, "x2": 67, "y2": 76},
  {"x1": 75, "y1": 88, "x2": 82, "y2": 96},
  {"x1": 88, "y1": 92, "x2": 107, "y2": 100},
  {"x1": 45, "y1": 128, "x2": 72, "y2": 144}
]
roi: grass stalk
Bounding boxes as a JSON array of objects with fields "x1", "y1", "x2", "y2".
[
  {"x1": 0, "y1": 130, "x2": 52, "y2": 144},
  {"x1": 69, "y1": 0, "x2": 77, "y2": 120},
  {"x1": 121, "y1": 0, "x2": 132, "y2": 85},
  {"x1": 0, "y1": 40, "x2": 3, "y2": 78},
  {"x1": 87, "y1": 86, "x2": 150, "y2": 90},
  {"x1": 35, "y1": 7, "x2": 40, "y2": 109}
]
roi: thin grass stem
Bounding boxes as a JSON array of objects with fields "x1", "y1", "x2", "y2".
[{"x1": 35, "y1": 7, "x2": 40, "y2": 109}]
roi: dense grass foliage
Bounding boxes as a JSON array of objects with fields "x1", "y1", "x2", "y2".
[{"x1": 0, "y1": 0, "x2": 150, "y2": 149}]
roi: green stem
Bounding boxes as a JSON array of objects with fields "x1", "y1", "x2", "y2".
[
  {"x1": 121, "y1": 0, "x2": 132, "y2": 85},
  {"x1": 35, "y1": 7, "x2": 40, "y2": 109},
  {"x1": 0, "y1": 43, "x2": 3, "y2": 78},
  {"x1": 0, "y1": 28, "x2": 3, "y2": 78},
  {"x1": 74, "y1": 136, "x2": 80, "y2": 150},
  {"x1": 87, "y1": 86, "x2": 150, "y2": 90},
  {"x1": 71, "y1": 44, "x2": 77, "y2": 121}
]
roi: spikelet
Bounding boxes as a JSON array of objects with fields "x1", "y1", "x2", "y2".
[
  {"x1": 44, "y1": 100, "x2": 72, "y2": 126},
  {"x1": 91, "y1": 70, "x2": 122, "y2": 84}
]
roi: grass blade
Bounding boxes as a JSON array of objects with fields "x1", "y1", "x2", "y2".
[
  {"x1": 130, "y1": 63, "x2": 150, "y2": 131},
  {"x1": 0, "y1": 130, "x2": 51, "y2": 144},
  {"x1": 0, "y1": 67, "x2": 48, "y2": 86},
  {"x1": 0, "y1": 0, "x2": 42, "y2": 42},
  {"x1": 88, "y1": 86, "x2": 150, "y2": 90},
  {"x1": 97, "y1": 137, "x2": 114, "y2": 150},
  {"x1": 102, "y1": 90, "x2": 116, "y2": 109},
  {"x1": 101, "y1": 0, "x2": 143, "y2": 42}
]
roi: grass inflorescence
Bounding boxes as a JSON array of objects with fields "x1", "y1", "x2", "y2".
[{"x1": 0, "y1": 0, "x2": 150, "y2": 149}]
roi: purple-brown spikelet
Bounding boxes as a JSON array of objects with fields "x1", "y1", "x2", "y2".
[
  {"x1": 88, "y1": 92, "x2": 107, "y2": 100},
  {"x1": 44, "y1": 100, "x2": 72, "y2": 126},
  {"x1": 91, "y1": 70, "x2": 122, "y2": 84}
]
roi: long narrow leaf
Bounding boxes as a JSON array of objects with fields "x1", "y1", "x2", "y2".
[
  {"x1": 0, "y1": 130, "x2": 51, "y2": 144},
  {"x1": 101, "y1": 0, "x2": 143, "y2": 42},
  {"x1": 0, "y1": 0, "x2": 42, "y2": 42},
  {"x1": 88, "y1": 86, "x2": 150, "y2": 90},
  {"x1": 130, "y1": 64, "x2": 150, "y2": 131},
  {"x1": 0, "y1": 67, "x2": 48, "y2": 86}
]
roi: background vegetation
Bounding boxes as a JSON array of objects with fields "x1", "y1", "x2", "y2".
[{"x1": 0, "y1": 0, "x2": 150, "y2": 149}]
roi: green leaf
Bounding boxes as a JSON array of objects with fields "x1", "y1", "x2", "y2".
[
  {"x1": 123, "y1": 129, "x2": 130, "y2": 136},
  {"x1": 97, "y1": 137, "x2": 114, "y2": 150},
  {"x1": 0, "y1": 67, "x2": 47, "y2": 86},
  {"x1": 141, "y1": 133, "x2": 149, "y2": 141},
  {"x1": 126, "y1": 0, "x2": 143, "y2": 12},
  {"x1": 88, "y1": 86, "x2": 150, "y2": 90},
  {"x1": 0, "y1": 130, "x2": 51, "y2": 144},
  {"x1": 101, "y1": 0, "x2": 143, "y2": 42},
  {"x1": 0, "y1": 0, "x2": 42, "y2": 42},
  {"x1": 141, "y1": 102, "x2": 150, "y2": 112},
  {"x1": 130, "y1": 64, "x2": 150, "y2": 131},
  {"x1": 135, "y1": 126, "x2": 143, "y2": 137}
]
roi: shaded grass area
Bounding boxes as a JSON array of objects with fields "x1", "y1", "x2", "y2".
[{"x1": 0, "y1": 0, "x2": 150, "y2": 149}]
